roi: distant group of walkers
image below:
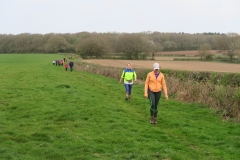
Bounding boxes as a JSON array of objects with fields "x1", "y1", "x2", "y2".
[
  {"x1": 52, "y1": 57, "x2": 74, "y2": 72},
  {"x1": 119, "y1": 62, "x2": 168, "y2": 124}
]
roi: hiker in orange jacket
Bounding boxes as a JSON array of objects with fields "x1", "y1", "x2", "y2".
[{"x1": 144, "y1": 62, "x2": 168, "y2": 124}]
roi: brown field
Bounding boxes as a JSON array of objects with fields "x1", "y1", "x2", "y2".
[
  {"x1": 85, "y1": 59, "x2": 240, "y2": 73},
  {"x1": 156, "y1": 50, "x2": 218, "y2": 55},
  {"x1": 154, "y1": 57, "x2": 200, "y2": 61}
]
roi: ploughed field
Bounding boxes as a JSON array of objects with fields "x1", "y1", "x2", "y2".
[
  {"x1": 85, "y1": 59, "x2": 240, "y2": 73},
  {"x1": 155, "y1": 50, "x2": 218, "y2": 56}
]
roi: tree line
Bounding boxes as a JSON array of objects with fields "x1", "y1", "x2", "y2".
[{"x1": 0, "y1": 32, "x2": 239, "y2": 61}]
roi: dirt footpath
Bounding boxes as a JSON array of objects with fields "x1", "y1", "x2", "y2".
[{"x1": 85, "y1": 59, "x2": 240, "y2": 73}]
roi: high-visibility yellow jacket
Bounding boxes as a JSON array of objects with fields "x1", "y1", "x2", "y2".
[
  {"x1": 144, "y1": 71, "x2": 168, "y2": 96},
  {"x1": 121, "y1": 68, "x2": 136, "y2": 83}
]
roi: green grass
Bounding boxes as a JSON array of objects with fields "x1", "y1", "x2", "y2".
[{"x1": 0, "y1": 54, "x2": 240, "y2": 160}]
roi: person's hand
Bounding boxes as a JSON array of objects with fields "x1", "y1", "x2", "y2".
[
  {"x1": 134, "y1": 79, "x2": 137, "y2": 82},
  {"x1": 165, "y1": 94, "x2": 169, "y2": 100},
  {"x1": 119, "y1": 81, "x2": 122, "y2": 83},
  {"x1": 144, "y1": 94, "x2": 148, "y2": 98}
]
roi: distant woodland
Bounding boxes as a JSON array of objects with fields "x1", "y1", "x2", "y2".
[{"x1": 0, "y1": 32, "x2": 239, "y2": 61}]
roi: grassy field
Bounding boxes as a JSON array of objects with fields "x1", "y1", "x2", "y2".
[{"x1": 0, "y1": 54, "x2": 240, "y2": 160}]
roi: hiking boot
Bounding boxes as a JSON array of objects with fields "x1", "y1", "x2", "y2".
[
  {"x1": 150, "y1": 117, "x2": 154, "y2": 124},
  {"x1": 125, "y1": 97, "x2": 129, "y2": 101},
  {"x1": 153, "y1": 118, "x2": 157, "y2": 124}
]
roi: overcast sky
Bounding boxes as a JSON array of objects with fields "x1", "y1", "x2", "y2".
[{"x1": 1, "y1": 0, "x2": 240, "y2": 35}]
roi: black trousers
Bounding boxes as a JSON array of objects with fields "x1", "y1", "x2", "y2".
[{"x1": 148, "y1": 90, "x2": 161, "y2": 118}]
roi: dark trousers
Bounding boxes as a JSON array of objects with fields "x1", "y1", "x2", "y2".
[
  {"x1": 70, "y1": 67, "x2": 73, "y2": 72},
  {"x1": 148, "y1": 90, "x2": 161, "y2": 118}
]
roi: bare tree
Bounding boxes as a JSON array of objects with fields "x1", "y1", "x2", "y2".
[
  {"x1": 145, "y1": 40, "x2": 163, "y2": 60},
  {"x1": 76, "y1": 36, "x2": 108, "y2": 59},
  {"x1": 217, "y1": 33, "x2": 240, "y2": 62},
  {"x1": 115, "y1": 34, "x2": 145, "y2": 59},
  {"x1": 162, "y1": 41, "x2": 178, "y2": 51},
  {"x1": 198, "y1": 43, "x2": 212, "y2": 60},
  {"x1": 0, "y1": 34, "x2": 14, "y2": 53},
  {"x1": 45, "y1": 35, "x2": 68, "y2": 53}
]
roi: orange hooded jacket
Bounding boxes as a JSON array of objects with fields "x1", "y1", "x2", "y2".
[{"x1": 144, "y1": 71, "x2": 168, "y2": 97}]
